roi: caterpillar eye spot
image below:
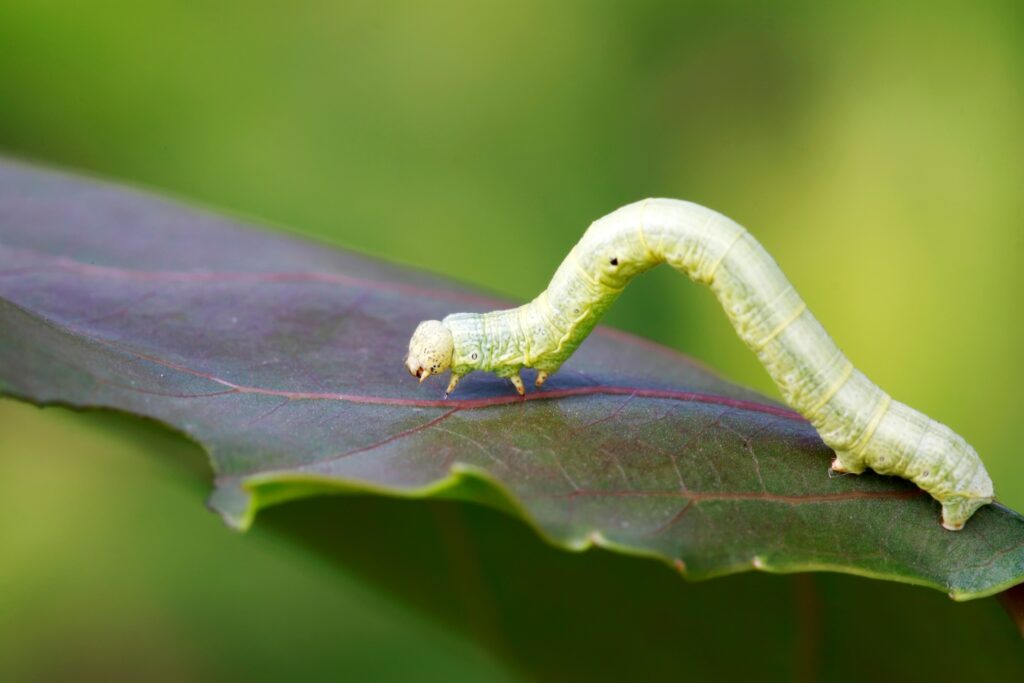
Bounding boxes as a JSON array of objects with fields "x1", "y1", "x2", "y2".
[
  {"x1": 471, "y1": 352, "x2": 478, "y2": 360},
  {"x1": 610, "y1": 257, "x2": 618, "y2": 266}
]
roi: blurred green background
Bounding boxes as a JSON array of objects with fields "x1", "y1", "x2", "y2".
[{"x1": 1, "y1": 1, "x2": 1022, "y2": 680}]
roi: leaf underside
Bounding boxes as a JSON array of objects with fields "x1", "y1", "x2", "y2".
[{"x1": 1, "y1": 158, "x2": 1022, "y2": 600}]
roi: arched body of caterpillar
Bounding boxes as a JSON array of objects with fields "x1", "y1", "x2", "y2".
[{"x1": 404, "y1": 198, "x2": 994, "y2": 530}]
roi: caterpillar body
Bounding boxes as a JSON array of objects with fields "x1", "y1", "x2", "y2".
[{"x1": 404, "y1": 199, "x2": 994, "y2": 530}]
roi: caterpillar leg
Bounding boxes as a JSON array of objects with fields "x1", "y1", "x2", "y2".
[
  {"x1": 509, "y1": 374, "x2": 526, "y2": 396},
  {"x1": 830, "y1": 451, "x2": 866, "y2": 475},
  {"x1": 941, "y1": 497, "x2": 990, "y2": 532},
  {"x1": 535, "y1": 370, "x2": 550, "y2": 388},
  {"x1": 444, "y1": 373, "x2": 463, "y2": 398}
]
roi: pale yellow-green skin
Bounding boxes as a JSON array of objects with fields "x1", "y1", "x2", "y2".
[{"x1": 406, "y1": 198, "x2": 995, "y2": 530}]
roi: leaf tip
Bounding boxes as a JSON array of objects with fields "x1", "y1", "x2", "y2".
[{"x1": 207, "y1": 482, "x2": 257, "y2": 532}]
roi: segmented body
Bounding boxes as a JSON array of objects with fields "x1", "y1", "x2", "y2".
[{"x1": 424, "y1": 198, "x2": 994, "y2": 529}]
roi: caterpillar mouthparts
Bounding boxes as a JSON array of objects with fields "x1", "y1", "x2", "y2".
[{"x1": 404, "y1": 198, "x2": 995, "y2": 529}]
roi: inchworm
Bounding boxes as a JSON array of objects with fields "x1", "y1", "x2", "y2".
[{"x1": 404, "y1": 199, "x2": 994, "y2": 530}]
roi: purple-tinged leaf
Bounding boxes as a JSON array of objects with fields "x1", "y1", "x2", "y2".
[{"x1": 2, "y1": 158, "x2": 1022, "y2": 600}]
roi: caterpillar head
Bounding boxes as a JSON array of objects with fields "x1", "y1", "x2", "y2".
[{"x1": 405, "y1": 320, "x2": 454, "y2": 383}]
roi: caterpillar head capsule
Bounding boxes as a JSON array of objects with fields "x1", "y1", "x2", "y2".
[{"x1": 405, "y1": 320, "x2": 454, "y2": 383}]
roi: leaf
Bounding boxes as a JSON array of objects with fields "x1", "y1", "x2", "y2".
[
  {"x1": 9, "y1": 402, "x2": 1024, "y2": 680},
  {"x1": 1, "y1": 158, "x2": 1023, "y2": 601}
]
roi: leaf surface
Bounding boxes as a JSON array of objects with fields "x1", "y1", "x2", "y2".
[{"x1": 1, "y1": 158, "x2": 1022, "y2": 600}]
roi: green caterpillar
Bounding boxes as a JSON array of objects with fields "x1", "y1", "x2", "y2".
[{"x1": 405, "y1": 198, "x2": 994, "y2": 530}]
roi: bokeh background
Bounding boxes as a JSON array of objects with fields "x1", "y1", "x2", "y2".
[{"x1": 1, "y1": 1, "x2": 1022, "y2": 680}]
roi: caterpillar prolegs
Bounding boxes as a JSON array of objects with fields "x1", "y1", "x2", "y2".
[{"x1": 404, "y1": 199, "x2": 995, "y2": 530}]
